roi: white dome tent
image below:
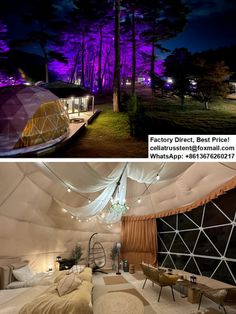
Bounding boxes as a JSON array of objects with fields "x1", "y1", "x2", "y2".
[{"x1": 0, "y1": 162, "x2": 235, "y2": 270}]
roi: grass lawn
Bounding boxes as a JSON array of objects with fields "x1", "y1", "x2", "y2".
[
  {"x1": 143, "y1": 97, "x2": 236, "y2": 134},
  {"x1": 54, "y1": 91, "x2": 236, "y2": 158},
  {"x1": 56, "y1": 104, "x2": 148, "y2": 158}
]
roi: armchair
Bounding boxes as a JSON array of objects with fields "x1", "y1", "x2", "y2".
[
  {"x1": 140, "y1": 263, "x2": 179, "y2": 302},
  {"x1": 198, "y1": 287, "x2": 236, "y2": 314}
]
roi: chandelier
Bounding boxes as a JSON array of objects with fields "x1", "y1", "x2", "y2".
[{"x1": 109, "y1": 200, "x2": 129, "y2": 216}]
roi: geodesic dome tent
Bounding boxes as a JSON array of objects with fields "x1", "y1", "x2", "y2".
[{"x1": 0, "y1": 85, "x2": 70, "y2": 152}]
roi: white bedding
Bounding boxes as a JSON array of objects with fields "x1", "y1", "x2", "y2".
[
  {"x1": 7, "y1": 271, "x2": 60, "y2": 289},
  {"x1": 0, "y1": 286, "x2": 48, "y2": 314}
]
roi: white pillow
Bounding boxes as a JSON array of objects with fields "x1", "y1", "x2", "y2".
[
  {"x1": 12, "y1": 265, "x2": 35, "y2": 282},
  {"x1": 212, "y1": 289, "x2": 227, "y2": 298},
  {"x1": 7, "y1": 281, "x2": 26, "y2": 289}
]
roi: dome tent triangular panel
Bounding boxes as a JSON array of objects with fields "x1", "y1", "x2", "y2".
[{"x1": 0, "y1": 85, "x2": 69, "y2": 152}]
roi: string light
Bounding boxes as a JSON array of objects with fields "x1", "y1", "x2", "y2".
[
  {"x1": 132, "y1": 163, "x2": 165, "y2": 206},
  {"x1": 41, "y1": 162, "x2": 91, "y2": 201}
]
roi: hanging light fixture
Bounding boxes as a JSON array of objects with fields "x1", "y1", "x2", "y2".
[
  {"x1": 108, "y1": 163, "x2": 128, "y2": 217},
  {"x1": 109, "y1": 201, "x2": 129, "y2": 215}
]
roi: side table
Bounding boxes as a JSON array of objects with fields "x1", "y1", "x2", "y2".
[{"x1": 187, "y1": 286, "x2": 201, "y2": 303}]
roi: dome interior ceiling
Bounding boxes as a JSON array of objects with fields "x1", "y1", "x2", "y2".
[{"x1": 0, "y1": 162, "x2": 235, "y2": 232}]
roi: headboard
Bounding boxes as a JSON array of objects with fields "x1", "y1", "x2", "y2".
[{"x1": 0, "y1": 259, "x2": 28, "y2": 289}]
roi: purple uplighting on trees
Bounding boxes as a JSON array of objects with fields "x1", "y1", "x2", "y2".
[
  {"x1": 0, "y1": 20, "x2": 25, "y2": 87},
  {"x1": 0, "y1": 20, "x2": 10, "y2": 55},
  {"x1": 49, "y1": 22, "x2": 165, "y2": 92}
]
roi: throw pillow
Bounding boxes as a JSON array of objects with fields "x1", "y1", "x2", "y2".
[
  {"x1": 7, "y1": 281, "x2": 26, "y2": 289},
  {"x1": 212, "y1": 289, "x2": 227, "y2": 299},
  {"x1": 12, "y1": 265, "x2": 35, "y2": 282},
  {"x1": 57, "y1": 273, "x2": 81, "y2": 297},
  {"x1": 67, "y1": 265, "x2": 86, "y2": 274},
  {"x1": 159, "y1": 274, "x2": 179, "y2": 285}
]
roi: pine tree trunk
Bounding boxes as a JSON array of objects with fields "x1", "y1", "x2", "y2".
[
  {"x1": 81, "y1": 30, "x2": 85, "y2": 87},
  {"x1": 98, "y1": 25, "x2": 103, "y2": 94},
  {"x1": 150, "y1": 40, "x2": 155, "y2": 95},
  {"x1": 150, "y1": 21, "x2": 156, "y2": 95},
  {"x1": 40, "y1": 43, "x2": 49, "y2": 83},
  {"x1": 70, "y1": 47, "x2": 80, "y2": 84},
  {"x1": 90, "y1": 55, "x2": 96, "y2": 90},
  {"x1": 131, "y1": 10, "x2": 136, "y2": 95},
  {"x1": 45, "y1": 62, "x2": 49, "y2": 83},
  {"x1": 113, "y1": 0, "x2": 121, "y2": 112}
]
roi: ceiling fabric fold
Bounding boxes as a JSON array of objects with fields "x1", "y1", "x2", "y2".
[
  {"x1": 1, "y1": 162, "x2": 236, "y2": 230},
  {"x1": 57, "y1": 181, "x2": 117, "y2": 218},
  {"x1": 37, "y1": 162, "x2": 125, "y2": 193},
  {"x1": 54, "y1": 163, "x2": 164, "y2": 219}
]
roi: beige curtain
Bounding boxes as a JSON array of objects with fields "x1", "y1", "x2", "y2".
[{"x1": 121, "y1": 218, "x2": 157, "y2": 269}]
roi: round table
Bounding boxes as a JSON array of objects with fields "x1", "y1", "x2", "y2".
[{"x1": 93, "y1": 292, "x2": 144, "y2": 314}]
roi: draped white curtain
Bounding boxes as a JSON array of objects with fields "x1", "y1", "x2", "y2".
[
  {"x1": 38, "y1": 162, "x2": 167, "y2": 222},
  {"x1": 38, "y1": 162, "x2": 125, "y2": 193}
]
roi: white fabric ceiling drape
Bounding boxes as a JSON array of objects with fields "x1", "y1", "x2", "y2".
[
  {"x1": 38, "y1": 162, "x2": 191, "y2": 222},
  {"x1": 38, "y1": 162, "x2": 125, "y2": 193}
]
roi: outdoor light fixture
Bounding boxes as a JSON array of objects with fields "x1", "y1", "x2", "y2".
[
  {"x1": 167, "y1": 77, "x2": 173, "y2": 84},
  {"x1": 116, "y1": 242, "x2": 121, "y2": 275}
]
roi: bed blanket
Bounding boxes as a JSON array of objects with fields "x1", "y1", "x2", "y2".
[{"x1": 19, "y1": 280, "x2": 93, "y2": 314}]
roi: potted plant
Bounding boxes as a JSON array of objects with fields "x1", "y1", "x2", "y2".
[
  {"x1": 110, "y1": 243, "x2": 118, "y2": 270},
  {"x1": 71, "y1": 244, "x2": 83, "y2": 264}
]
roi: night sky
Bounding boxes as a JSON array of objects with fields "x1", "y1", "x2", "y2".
[
  {"x1": 1, "y1": 0, "x2": 236, "y2": 56},
  {"x1": 164, "y1": 0, "x2": 236, "y2": 54}
]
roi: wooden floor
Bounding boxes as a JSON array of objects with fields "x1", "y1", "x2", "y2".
[{"x1": 92, "y1": 271, "x2": 236, "y2": 314}]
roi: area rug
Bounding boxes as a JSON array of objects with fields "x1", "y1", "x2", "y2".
[
  {"x1": 131, "y1": 272, "x2": 146, "y2": 281},
  {"x1": 103, "y1": 275, "x2": 128, "y2": 285},
  {"x1": 190, "y1": 308, "x2": 222, "y2": 314},
  {"x1": 108, "y1": 288, "x2": 149, "y2": 306}
]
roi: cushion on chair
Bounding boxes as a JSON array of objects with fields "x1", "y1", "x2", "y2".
[
  {"x1": 211, "y1": 289, "x2": 227, "y2": 299},
  {"x1": 159, "y1": 274, "x2": 179, "y2": 285}
]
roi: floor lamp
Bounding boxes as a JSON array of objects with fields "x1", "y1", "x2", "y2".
[{"x1": 116, "y1": 242, "x2": 121, "y2": 275}]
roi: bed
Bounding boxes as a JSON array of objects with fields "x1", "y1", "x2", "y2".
[{"x1": 0, "y1": 260, "x2": 93, "y2": 314}]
